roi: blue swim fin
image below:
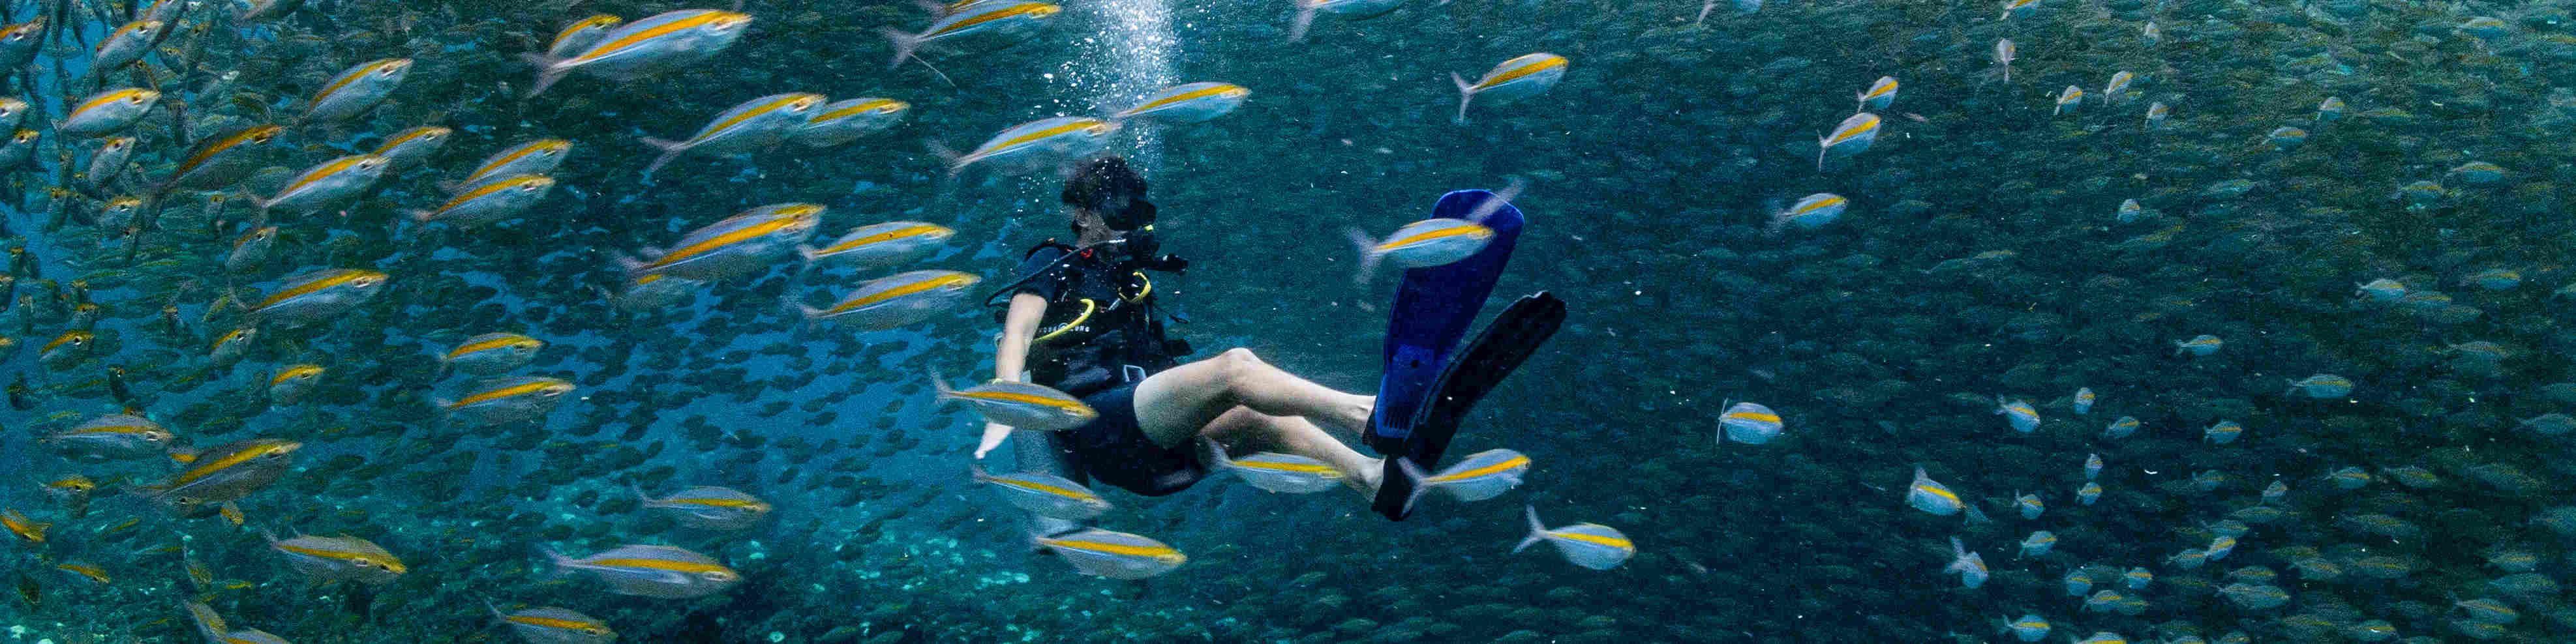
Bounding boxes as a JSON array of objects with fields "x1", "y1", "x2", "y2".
[
  {"x1": 1365, "y1": 188, "x2": 1523, "y2": 458},
  {"x1": 1363, "y1": 189, "x2": 1563, "y2": 521}
]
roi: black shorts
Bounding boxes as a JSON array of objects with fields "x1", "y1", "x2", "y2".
[{"x1": 1065, "y1": 383, "x2": 1205, "y2": 496}]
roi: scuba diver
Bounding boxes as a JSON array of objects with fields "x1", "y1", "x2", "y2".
[
  {"x1": 981, "y1": 155, "x2": 1563, "y2": 533},
  {"x1": 982, "y1": 156, "x2": 1386, "y2": 502}
]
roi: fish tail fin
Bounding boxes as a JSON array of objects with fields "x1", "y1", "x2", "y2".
[
  {"x1": 521, "y1": 55, "x2": 567, "y2": 98},
  {"x1": 1451, "y1": 72, "x2": 1476, "y2": 125},
  {"x1": 879, "y1": 28, "x2": 922, "y2": 69},
  {"x1": 925, "y1": 138, "x2": 966, "y2": 177},
  {"x1": 1198, "y1": 438, "x2": 1234, "y2": 469},
  {"x1": 1396, "y1": 457, "x2": 1434, "y2": 516},
  {"x1": 539, "y1": 546, "x2": 577, "y2": 576},
  {"x1": 628, "y1": 480, "x2": 651, "y2": 503},
  {"x1": 969, "y1": 461, "x2": 993, "y2": 482},
  {"x1": 637, "y1": 137, "x2": 686, "y2": 179},
  {"x1": 1289, "y1": 7, "x2": 1317, "y2": 42},
  {"x1": 925, "y1": 366, "x2": 956, "y2": 400},
  {"x1": 403, "y1": 208, "x2": 437, "y2": 224},
  {"x1": 482, "y1": 597, "x2": 509, "y2": 622},
  {"x1": 1459, "y1": 175, "x2": 1526, "y2": 223},
  {"x1": 1344, "y1": 227, "x2": 1384, "y2": 285},
  {"x1": 1513, "y1": 505, "x2": 1547, "y2": 553}
]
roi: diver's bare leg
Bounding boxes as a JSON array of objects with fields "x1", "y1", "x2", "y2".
[
  {"x1": 1132, "y1": 347, "x2": 1374, "y2": 447},
  {"x1": 1202, "y1": 407, "x2": 1382, "y2": 494}
]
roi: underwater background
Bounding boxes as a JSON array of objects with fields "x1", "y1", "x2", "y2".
[{"x1": 1, "y1": 0, "x2": 2574, "y2": 641}]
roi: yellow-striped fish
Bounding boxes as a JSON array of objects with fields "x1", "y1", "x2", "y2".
[
  {"x1": 792, "y1": 269, "x2": 980, "y2": 330},
  {"x1": 441, "y1": 332, "x2": 544, "y2": 375},
  {"x1": 243, "y1": 268, "x2": 389, "y2": 327},
  {"x1": 487, "y1": 600, "x2": 618, "y2": 644},
  {"x1": 372, "y1": 126, "x2": 453, "y2": 169},
  {"x1": 140, "y1": 438, "x2": 301, "y2": 510},
  {"x1": 451, "y1": 139, "x2": 573, "y2": 194},
  {"x1": 639, "y1": 93, "x2": 825, "y2": 177},
  {"x1": 438, "y1": 376, "x2": 575, "y2": 426},
  {"x1": 1515, "y1": 505, "x2": 1633, "y2": 570},
  {"x1": 151, "y1": 124, "x2": 286, "y2": 194},
  {"x1": 1203, "y1": 439, "x2": 1342, "y2": 494},
  {"x1": 1290, "y1": 0, "x2": 1404, "y2": 42},
  {"x1": 528, "y1": 9, "x2": 751, "y2": 96},
  {"x1": 544, "y1": 544, "x2": 740, "y2": 598},
  {"x1": 267, "y1": 364, "x2": 324, "y2": 405},
  {"x1": 303, "y1": 58, "x2": 412, "y2": 122},
  {"x1": 1033, "y1": 529, "x2": 1185, "y2": 579},
  {"x1": 1451, "y1": 53, "x2": 1567, "y2": 124},
  {"x1": 1110, "y1": 82, "x2": 1250, "y2": 124},
  {"x1": 1817, "y1": 111, "x2": 1880, "y2": 170},
  {"x1": 408, "y1": 175, "x2": 554, "y2": 227},
  {"x1": 793, "y1": 98, "x2": 911, "y2": 147},
  {"x1": 938, "y1": 116, "x2": 1118, "y2": 177},
  {"x1": 2, "y1": 508, "x2": 48, "y2": 543},
  {"x1": 618, "y1": 203, "x2": 822, "y2": 281},
  {"x1": 254, "y1": 154, "x2": 389, "y2": 220},
  {"x1": 796, "y1": 221, "x2": 954, "y2": 272},
  {"x1": 264, "y1": 531, "x2": 406, "y2": 583},
  {"x1": 546, "y1": 14, "x2": 625, "y2": 60},
  {"x1": 880, "y1": 2, "x2": 1061, "y2": 68},
  {"x1": 58, "y1": 88, "x2": 159, "y2": 138},
  {"x1": 633, "y1": 484, "x2": 773, "y2": 531},
  {"x1": 38, "y1": 330, "x2": 92, "y2": 369},
  {"x1": 969, "y1": 463, "x2": 1110, "y2": 520},
  {"x1": 929, "y1": 370, "x2": 1095, "y2": 432}
]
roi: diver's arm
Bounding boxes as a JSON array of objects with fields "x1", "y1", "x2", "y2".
[{"x1": 974, "y1": 293, "x2": 1050, "y2": 458}]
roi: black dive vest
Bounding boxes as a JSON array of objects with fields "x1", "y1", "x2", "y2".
[{"x1": 1013, "y1": 242, "x2": 1189, "y2": 396}]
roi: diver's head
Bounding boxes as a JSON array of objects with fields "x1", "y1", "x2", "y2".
[{"x1": 1062, "y1": 155, "x2": 1157, "y2": 234}]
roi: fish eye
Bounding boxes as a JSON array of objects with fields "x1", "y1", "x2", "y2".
[
  {"x1": 519, "y1": 183, "x2": 542, "y2": 192},
  {"x1": 125, "y1": 95, "x2": 145, "y2": 104},
  {"x1": 584, "y1": 627, "x2": 610, "y2": 636}
]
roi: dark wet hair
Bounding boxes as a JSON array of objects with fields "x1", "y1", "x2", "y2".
[{"x1": 1061, "y1": 156, "x2": 1151, "y2": 229}]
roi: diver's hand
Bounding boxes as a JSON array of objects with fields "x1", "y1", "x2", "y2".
[{"x1": 973, "y1": 421, "x2": 1015, "y2": 459}]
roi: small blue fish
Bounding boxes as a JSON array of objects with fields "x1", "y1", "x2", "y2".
[
  {"x1": 1906, "y1": 466, "x2": 1962, "y2": 516},
  {"x1": 1209, "y1": 440, "x2": 1346, "y2": 495},
  {"x1": 1946, "y1": 536, "x2": 1988, "y2": 587},
  {"x1": 1770, "y1": 193, "x2": 1847, "y2": 231},
  {"x1": 2014, "y1": 491, "x2": 2043, "y2": 519},
  {"x1": 2267, "y1": 126, "x2": 2308, "y2": 149},
  {"x1": 2286, "y1": 373, "x2": 2353, "y2": 398},
  {"x1": 2354, "y1": 278, "x2": 2406, "y2": 300},
  {"x1": 1033, "y1": 529, "x2": 1186, "y2": 579},
  {"x1": 2262, "y1": 480, "x2": 2288, "y2": 503},
  {"x1": 2084, "y1": 453, "x2": 2102, "y2": 480},
  {"x1": 971, "y1": 463, "x2": 1110, "y2": 520},
  {"x1": 1817, "y1": 112, "x2": 1880, "y2": 169},
  {"x1": 2018, "y1": 531, "x2": 2055, "y2": 558},
  {"x1": 1110, "y1": 82, "x2": 1249, "y2": 124},
  {"x1": 1718, "y1": 402, "x2": 1783, "y2": 444},
  {"x1": 1855, "y1": 76, "x2": 1897, "y2": 112},
  {"x1": 1394, "y1": 448, "x2": 1530, "y2": 512},
  {"x1": 2076, "y1": 481, "x2": 2102, "y2": 506},
  {"x1": 2123, "y1": 567, "x2": 2153, "y2": 589},
  {"x1": 2316, "y1": 96, "x2": 2346, "y2": 122},
  {"x1": 2204, "y1": 420, "x2": 2243, "y2": 445},
  {"x1": 1515, "y1": 505, "x2": 1633, "y2": 570},
  {"x1": 2327, "y1": 466, "x2": 2371, "y2": 490},
  {"x1": 2052, "y1": 85, "x2": 2083, "y2": 116},
  {"x1": 1995, "y1": 395, "x2": 2039, "y2": 433},
  {"x1": 2070, "y1": 387, "x2": 2094, "y2": 415},
  {"x1": 1997, "y1": 613, "x2": 2050, "y2": 641},
  {"x1": 2102, "y1": 416, "x2": 2139, "y2": 440},
  {"x1": 1450, "y1": 53, "x2": 1568, "y2": 124},
  {"x1": 2173, "y1": 334, "x2": 2222, "y2": 356}
]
